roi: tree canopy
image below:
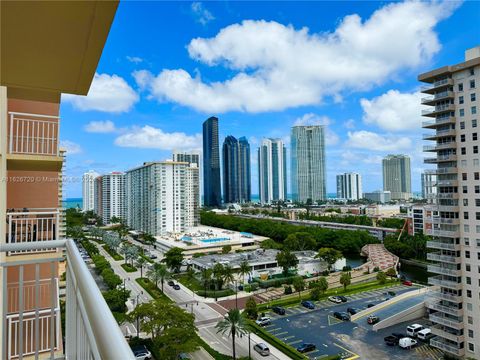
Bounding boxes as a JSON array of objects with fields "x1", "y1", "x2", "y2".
[
  {"x1": 276, "y1": 250, "x2": 298, "y2": 276},
  {"x1": 163, "y1": 247, "x2": 184, "y2": 272}
]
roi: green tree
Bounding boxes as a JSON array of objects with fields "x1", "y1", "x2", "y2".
[
  {"x1": 238, "y1": 261, "x2": 250, "y2": 284},
  {"x1": 215, "y1": 309, "x2": 247, "y2": 360},
  {"x1": 284, "y1": 232, "x2": 316, "y2": 251},
  {"x1": 147, "y1": 263, "x2": 170, "y2": 292},
  {"x1": 292, "y1": 277, "x2": 305, "y2": 299},
  {"x1": 200, "y1": 268, "x2": 212, "y2": 295},
  {"x1": 316, "y1": 247, "x2": 343, "y2": 272},
  {"x1": 244, "y1": 297, "x2": 258, "y2": 319},
  {"x1": 104, "y1": 232, "x2": 122, "y2": 254},
  {"x1": 310, "y1": 283, "x2": 321, "y2": 300},
  {"x1": 317, "y1": 276, "x2": 329, "y2": 294},
  {"x1": 376, "y1": 271, "x2": 387, "y2": 284},
  {"x1": 222, "y1": 245, "x2": 232, "y2": 254},
  {"x1": 385, "y1": 268, "x2": 397, "y2": 277},
  {"x1": 142, "y1": 233, "x2": 156, "y2": 250},
  {"x1": 223, "y1": 265, "x2": 235, "y2": 287},
  {"x1": 135, "y1": 256, "x2": 147, "y2": 278},
  {"x1": 275, "y1": 250, "x2": 298, "y2": 276},
  {"x1": 163, "y1": 247, "x2": 184, "y2": 272},
  {"x1": 212, "y1": 263, "x2": 225, "y2": 290},
  {"x1": 340, "y1": 272, "x2": 352, "y2": 291},
  {"x1": 110, "y1": 216, "x2": 121, "y2": 224},
  {"x1": 67, "y1": 225, "x2": 84, "y2": 240},
  {"x1": 131, "y1": 300, "x2": 197, "y2": 358}
]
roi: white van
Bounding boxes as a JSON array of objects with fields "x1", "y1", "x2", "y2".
[
  {"x1": 406, "y1": 324, "x2": 424, "y2": 337},
  {"x1": 417, "y1": 328, "x2": 432, "y2": 341},
  {"x1": 399, "y1": 337, "x2": 418, "y2": 349}
]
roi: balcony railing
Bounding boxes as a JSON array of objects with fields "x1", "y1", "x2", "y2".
[
  {"x1": 427, "y1": 301, "x2": 463, "y2": 317},
  {"x1": 422, "y1": 116, "x2": 456, "y2": 128},
  {"x1": 427, "y1": 240, "x2": 458, "y2": 251},
  {"x1": 422, "y1": 104, "x2": 455, "y2": 117},
  {"x1": 0, "y1": 240, "x2": 134, "y2": 360},
  {"x1": 429, "y1": 313, "x2": 463, "y2": 329},
  {"x1": 8, "y1": 112, "x2": 59, "y2": 156},
  {"x1": 6, "y1": 209, "x2": 59, "y2": 254},
  {"x1": 430, "y1": 325, "x2": 464, "y2": 343},
  {"x1": 429, "y1": 276, "x2": 462, "y2": 290},
  {"x1": 427, "y1": 252, "x2": 460, "y2": 263},
  {"x1": 428, "y1": 290, "x2": 462, "y2": 303},
  {"x1": 427, "y1": 264, "x2": 461, "y2": 276},
  {"x1": 430, "y1": 338, "x2": 465, "y2": 356},
  {"x1": 426, "y1": 228, "x2": 459, "y2": 237}
]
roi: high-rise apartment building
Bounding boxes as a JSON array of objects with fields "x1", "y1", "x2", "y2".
[
  {"x1": 291, "y1": 126, "x2": 327, "y2": 203},
  {"x1": 203, "y1": 116, "x2": 221, "y2": 207},
  {"x1": 0, "y1": 2, "x2": 133, "y2": 359},
  {"x1": 82, "y1": 170, "x2": 100, "y2": 212},
  {"x1": 258, "y1": 138, "x2": 287, "y2": 204},
  {"x1": 336, "y1": 172, "x2": 362, "y2": 201},
  {"x1": 421, "y1": 171, "x2": 437, "y2": 202},
  {"x1": 101, "y1": 172, "x2": 126, "y2": 224},
  {"x1": 125, "y1": 161, "x2": 199, "y2": 235},
  {"x1": 172, "y1": 150, "x2": 200, "y2": 167},
  {"x1": 94, "y1": 175, "x2": 103, "y2": 219},
  {"x1": 222, "y1": 136, "x2": 251, "y2": 203},
  {"x1": 382, "y1": 154, "x2": 412, "y2": 200},
  {"x1": 420, "y1": 46, "x2": 480, "y2": 358},
  {"x1": 363, "y1": 190, "x2": 392, "y2": 204}
]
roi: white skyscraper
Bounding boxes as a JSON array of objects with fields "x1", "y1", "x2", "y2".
[
  {"x1": 291, "y1": 126, "x2": 327, "y2": 203},
  {"x1": 336, "y1": 173, "x2": 363, "y2": 201},
  {"x1": 101, "y1": 172, "x2": 126, "y2": 224},
  {"x1": 125, "y1": 161, "x2": 199, "y2": 236},
  {"x1": 82, "y1": 170, "x2": 99, "y2": 212},
  {"x1": 172, "y1": 150, "x2": 200, "y2": 167},
  {"x1": 421, "y1": 171, "x2": 437, "y2": 202},
  {"x1": 258, "y1": 138, "x2": 287, "y2": 204}
]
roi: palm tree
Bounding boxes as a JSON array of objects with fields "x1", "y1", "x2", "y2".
[
  {"x1": 223, "y1": 265, "x2": 235, "y2": 288},
  {"x1": 147, "y1": 263, "x2": 170, "y2": 292},
  {"x1": 215, "y1": 309, "x2": 247, "y2": 360},
  {"x1": 212, "y1": 263, "x2": 225, "y2": 291},
  {"x1": 238, "y1": 261, "x2": 250, "y2": 285},
  {"x1": 135, "y1": 257, "x2": 147, "y2": 278},
  {"x1": 200, "y1": 269, "x2": 212, "y2": 298}
]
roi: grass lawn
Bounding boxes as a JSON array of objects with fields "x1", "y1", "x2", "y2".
[
  {"x1": 175, "y1": 274, "x2": 235, "y2": 298},
  {"x1": 135, "y1": 278, "x2": 172, "y2": 303},
  {"x1": 102, "y1": 245, "x2": 124, "y2": 261},
  {"x1": 139, "y1": 253, "x2": 154, "y2": 264},
  {"x1": 121, "y1": 263, "x2": 137, "y2": 272}
]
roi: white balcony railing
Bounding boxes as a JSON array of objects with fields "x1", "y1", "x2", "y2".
[
  {"x1": 0, "y1": 240, "x2": 134, "y2": 360},
  {"x1": 6, "y1": 209, "x2": 59, "y2": 254},
  {"x1": 8, "y1": 112, "x2": 59, "y2": 156}
]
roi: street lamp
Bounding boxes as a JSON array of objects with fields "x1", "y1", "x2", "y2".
[
  {"x1": 235, "y1": 280, "x2": 238, "y2": 309},
  {"x1": 132, "y1": 291, "x2": 144, "y2": 338},
  {"x1": 248, "y1": 332, "x2": 251, "y2": 359}
]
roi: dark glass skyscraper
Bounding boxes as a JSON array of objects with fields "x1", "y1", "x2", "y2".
[
  {"x1": 222, "y1": 135, "x2": 251, "y2": 203},
  {"x1": 202, "y1": 117, "x2": 221, "y2": 207}
]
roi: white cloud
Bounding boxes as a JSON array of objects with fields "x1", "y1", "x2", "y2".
[
  {"x1": 126, "y1": 56, "x2": 143, "y2": 64},
  {"x1": 346, "y1": 130, "x2": 412, "y2": 151},
  {"x1": 60, "y1": 140, "x2": 82, "y2": 155},
  {"x1": 63, "y1": 73, "x2": 139, "y2": 113},
  {"x1": 84, "y1": 120, "x2": 117, "y2": 133},
  {"x1": 191, "y1": 2, "x2": 215, "y2": 25},
  {"x1": 293, "y1": 113, "x2": 339, "y2": 146},
  {"x1": 114, "y1": 126, "x2": 202, "y2": 151},
  {"x1": 343, "y1": 119, "x2": 355, "y2": 129},
  {"x1": 360, "y1": 90, "x2": 424, "y2": 131},
  {"x1": 136, "y1": 1, "x2": 458, "y2": 113}
]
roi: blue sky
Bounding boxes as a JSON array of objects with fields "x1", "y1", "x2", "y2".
[{"x1": 60, "y1": 0, "x2": 480, "y2": 198}]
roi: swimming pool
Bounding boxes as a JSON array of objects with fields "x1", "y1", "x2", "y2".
[{"x1": 200, "y1": 237, "x2": 230, "y2": 244}]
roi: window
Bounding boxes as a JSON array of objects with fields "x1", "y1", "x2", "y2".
[
  {"x1": 476, "y1": 199, "x2": 480, "y2": 206},
  {"x1": 462, "y1": 159, "x2": 468, "y2": 167},
  {"x1": 463, "y1": 186, "x2": 468, "y2": 193},
  {"x1": 459, "y1": 83, "x2": 464, "y2": 91},
  {"x1": 466, "y1": 250, "x2": 471, "y2": 258},
  {"x1": 474, "y1": 159, "x2": 480, "y2": 167},
  {"x1": 473, "y1": 106, "x2": 478, "y2": 115},
  {"x1": 459, "y1": 96, "x2": 464, "y2": 104},
  {"x1": 476, "y1": 172, "x2": 480, "y2": 180},
  {"x1": 474, "y1": 133, "x2": 478, "y2": 141},
  {"x1": 463, "y1": 173, "x2": 468, "y2": 180},
  {"x1": 464, "y1": 212, "x2": 469, "y2": 219},
  {"x1": 468, "y1": 343, "x2": 475, "y2": 352},
  {"x1": 465, "y1": 224, "x2": 470, "y2": 233},
  {"x1": 470, "y1": 79, "x2": 476, "y2": 89},
  {"x1": 466, "y1": 264, "x2": 471, "y2": 271},
  {"x1": 460, "y1": 109, "x2": 465, "y2": 117},
  {"x1": 469, "y1": 329, "x2": 474, "y2": 338},
  {"x1": 477, "y1": 212, "x2": 480, "y2": 220},
  {"x1": 476, "y1": 185, "x2": 480, "y2": 194},
  {"x1": 467, "y1": 290, "x2": 472, "y2": 298},
  {"x1": 472, "y1": 93, "x2": 477, "y2": 102},
  {"x1": 467, "y1": 303, "x2": 473, "y2": 311},
  {"x1": 461, "y1": 134, "x2": 466, "y2": 142},
  {"x1": 462, "y1": 147, "x2": 467, "y2": 155},
  {"x1": 465, "y1": 237, "x2": 470, "y2": 246},
  {"x1": 473, "y1": 119, "x2": 478, "y2": 128},
  {"x1": 467, "y1": 277, "x2": 471, "y2": 285},
  {"x1": 470, "y1": 68, "x2": 475, "y2": 76},
  {"x1": 468, "y1": 316, "x2": 473, "y2": 325},
  {"x1": 475, "y1": 146, "x2": 479, "y2": 154},
  {"x1": 464, "y1": 199, "x2": 469, "y2": 206}
]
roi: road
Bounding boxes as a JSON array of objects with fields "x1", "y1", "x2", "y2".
[{"x1": 93, "y1": 239, "x2": 289, "y2": 359}]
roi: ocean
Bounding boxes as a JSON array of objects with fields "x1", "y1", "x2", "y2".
[{"x1": 63, "y1": 198, "x2": 82, "y2": 209}]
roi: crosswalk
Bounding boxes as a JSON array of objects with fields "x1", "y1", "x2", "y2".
[{"x1": 415, "y1": 344, "x2": 444, "y2": 360}]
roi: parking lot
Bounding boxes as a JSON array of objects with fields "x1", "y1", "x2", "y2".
[{"x1": 262, "y1": 285, "x2": 443, "y2": 359}]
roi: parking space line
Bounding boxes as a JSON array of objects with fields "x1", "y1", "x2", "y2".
[
  {"x1": 276, "y1": 331, "x2": 288, "y2": 336},
  {"x1": 283, "y1": 335, "x2": 295, "y2": 341},
  {"x1": 333, "y1": 342, "x2": 359, "y2": 360},
  {"x1": 287, "y1": 339, "x2": 302, "y2": 345},
  {"x1": 269, "y1": 327, "x2": 281, "y2": 332}
]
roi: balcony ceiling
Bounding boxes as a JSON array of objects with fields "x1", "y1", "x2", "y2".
[{"x1": 1, "y1": 1, "x2": 118, "y2": 102}]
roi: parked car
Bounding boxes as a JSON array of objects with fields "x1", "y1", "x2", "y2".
[
  {"x1": 173, "y1": 284, "x2": 181, "y2": 290},
  {"x1": 301, "y1": 300, "x2": 315, "y2": 309},
  {"x1": 347, "y1": 307, "x2": 361, "y2": 315},
  {"x1": 387, "y1": 291, "x2": 396, "y2": 296},
  {"x1": 253, "y1": 343, "x2": 270, "y2": 356},
  {"x1": 168, "y1": 280, "x2": 175, "y2": 286},
  {"x1": 367, "y1": 303, "x2": 375, "y2": 308},
  {"x1": 406, "y1": 324, "x2": 425, "y2": 338},
  {"x1": 367, "y1": 315, "x2": 380, "y2": 325},
  {"x1": 337, "y1": 295, "x2": 348, "y2": 302},
  {"x1": 384, "y1": 335, "x2": 400, "y2": 346},
  {"x1": 417, "y1": 328, "x2": 432, "y2": 341},
  {"x1": 178, "y1": 353, "x2": 191, "y2": 360},
  {"x1": 148, "y1": 253, "x2": 157, "y2": 259},
  {"x1": 403, "y1": 280, "x2": 413, "y2": 286},
  {"x1": 272, "y1": 306, "x2": 286, "y2": 315},
  {"x1": 131, "y1": 345, "x2": 152, "y2": 360},
  {"x1": 399, "y1": 337, "x2": 418, "y2": 349},
  {"x1": 328, "y1": 296, "x2": 342, "y2": 304},
  {"x1": 296, "y1": 343, "x2": 316, "y2": 353},
  {"x1": 333, "y1": 312, "x2": 350, "y2": 321},
  {"x1": 255, "y1": 317, "x2": 271, "y2": 327}
]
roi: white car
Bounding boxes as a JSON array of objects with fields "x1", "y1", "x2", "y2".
[
  {"x1": 399, "y1": 337, "x2": 418, "y2": 349},
  {"x1": 255, "y1": 317, "x2": 271, "y2": 326},
  {"x1": 254, "y1": 343, "x2": 270, "y2": 356},
  {"x1": 328, "y1": 296, "x2": 342, "y2": 304}
]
